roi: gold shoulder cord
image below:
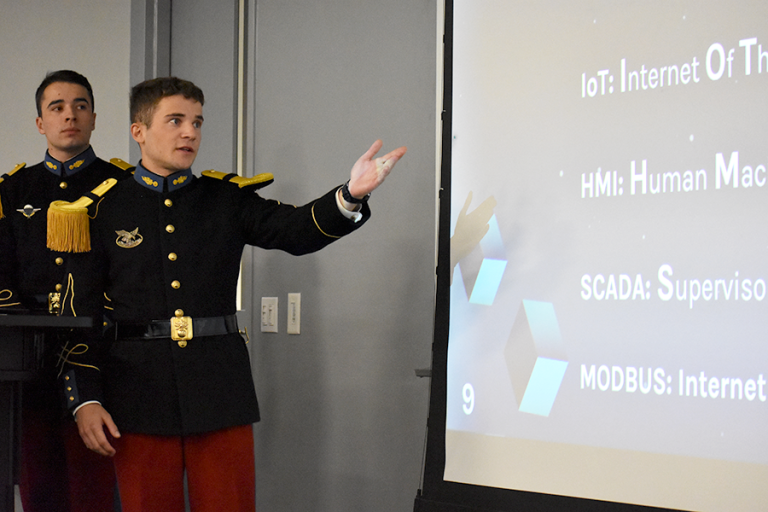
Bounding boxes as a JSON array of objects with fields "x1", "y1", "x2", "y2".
[{"x1": 89, "y1": 196, "x2": 107, "y2": 220}]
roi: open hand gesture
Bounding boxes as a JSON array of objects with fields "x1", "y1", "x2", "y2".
[{"x1": 347, "y1": 140, "x2": 407, "y2": 199}]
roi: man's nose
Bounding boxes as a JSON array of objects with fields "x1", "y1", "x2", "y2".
[
  {"x1": 64, "y1": 104, "x2": 77, "y2": 120},
  {"x1": 180, "y1": 124, "x2": 197, "y2": 139}
]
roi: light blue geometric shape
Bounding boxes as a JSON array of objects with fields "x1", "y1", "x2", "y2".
[
  {"x1": 518, "y1": 357, "x2": 568, "y2": 417},
  {"x1": 468, "y1": 258, "x2": 507, "y2": 305},
  {"x1": 479, "y1": 215, "x2": 505, "y2": 260},
  {"x1": 522, "y1": 300, "x2": 564, "y2": 359}
]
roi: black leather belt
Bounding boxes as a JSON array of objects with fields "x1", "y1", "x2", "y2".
[{"x1": 117, "y1": 314, "x2": 239, "y2": 339}]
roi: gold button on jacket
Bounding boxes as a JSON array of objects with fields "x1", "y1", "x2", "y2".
[{"x1": 57, "y1": 172, "x2": 370, "y2": 436}]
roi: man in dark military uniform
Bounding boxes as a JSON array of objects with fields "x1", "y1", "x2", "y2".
[
  {"x1": 0, "y1": 71, "x2": 122, "y2": 510},
  {"x1": 51, "y1": 77, "x2": 406, "y2": 512}
]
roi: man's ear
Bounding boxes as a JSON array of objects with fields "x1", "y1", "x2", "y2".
[
  {"x1": 35, "y1": 117, "x2": 45, "y2": 135},
  {"x1": 90, "y1": 112, "x2": 97, "y2": 131},
  {"x1": 130, "y1": 122, "x2": 145, "y2": 144}
]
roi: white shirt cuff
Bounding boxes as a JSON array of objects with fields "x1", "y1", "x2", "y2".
[
  {"x1": 335, "y1": 187, "x2": 364, "y2": 223},
  {"x1": 73, "y1": 400, "x2": 101, "y2": 419}
]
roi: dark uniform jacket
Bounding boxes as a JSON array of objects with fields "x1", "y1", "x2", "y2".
[
  {"x1": 58, "y1": 162, "x2": 369, "y2": 436},
  {"x1": 0, "y1": 147, "x2": 125, "y2": 311}
]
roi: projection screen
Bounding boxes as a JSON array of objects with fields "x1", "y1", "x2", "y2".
[{"x1": 445, "y1": 2, "x2": 768, "y2": 511}]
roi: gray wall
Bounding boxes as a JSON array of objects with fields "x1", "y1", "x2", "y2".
[
  {"x1": 246, "y1": 3, "x2": 436, "y2": 510},
  {"x1": 0, "y1": 0, "x2": 132, "y2": 166},
  {"x1": 169, "y1": 0, "x2": 239, "y2": 175}
]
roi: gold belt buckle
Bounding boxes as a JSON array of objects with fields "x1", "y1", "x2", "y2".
[{"x1": 171, "y1": 310, "x2": 193, "y2": 347}]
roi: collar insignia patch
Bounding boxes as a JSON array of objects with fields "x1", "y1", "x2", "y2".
[
  {"x1": 115, "y1": 228, "x2": 143, "y2": 249},
  {"x1": 17, "y1": 204, "x2": 41, "y2": 218},
  {"x1": 142, "y1": 176, "x2": 160, "y2": 188}
]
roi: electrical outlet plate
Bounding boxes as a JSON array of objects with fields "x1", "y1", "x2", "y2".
[
  {"x1": 287, "y1": 293, "x2": 301, "y2": 335},
  {"x1": 261, "y1": 297, "x2": 278, "y2": 333}
]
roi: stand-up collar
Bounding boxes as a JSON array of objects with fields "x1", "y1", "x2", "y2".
[
  {"x1": 134, "y1": 162, "x2": 194, "y2": 193},
  {"x1": 43, "y1": 146, "x2": 97, "y2": 177}
]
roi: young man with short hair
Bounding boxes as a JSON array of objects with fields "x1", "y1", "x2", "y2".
[
  {"x1": 52, "y1": 76, "x2": 406, "y2": 511},
  {"x1": 0, "y1": 70, "x2": 122, "y2": 511}
]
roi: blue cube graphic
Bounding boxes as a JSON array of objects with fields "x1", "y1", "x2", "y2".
[
  {"x1": 518, "y1": 357, "x2": 568, "y2": 416},
  {"x1": 504, "y1": 300, "x2": 568, "y2": 417},
  {"x1": 469, "y1": 259, "x2": 507, "y2": 305},
  {"x1": 459, "y1": 215, "x2": 507, "y2": 306}
]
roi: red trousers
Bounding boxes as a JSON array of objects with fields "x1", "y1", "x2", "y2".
[
  {"x1": 19, "y1": 403, "x2": 117, "y2": 512},
  {"x1": 112, "y1": 424, "x2": 255, "y2": 512}
]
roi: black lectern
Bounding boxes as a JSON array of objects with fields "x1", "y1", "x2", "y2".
[{"x1": 0, "y1": 315, "x2": 92, "y2": 511}]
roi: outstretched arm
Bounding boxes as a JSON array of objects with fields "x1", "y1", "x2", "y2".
[
  {"x1": 75, "y1": 403, "x2": 121, "y2": 457},
  {"x1": 346, "y1": 140, "x2": 407, "y2": 199}
]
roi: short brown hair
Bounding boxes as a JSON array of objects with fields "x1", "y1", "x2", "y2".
[
  {"x1": 130, "y1": 77, "x2": 205, "y2": 126},
  {"x1": 36, "y1": 70, "x2": 94, "y2": 117}
]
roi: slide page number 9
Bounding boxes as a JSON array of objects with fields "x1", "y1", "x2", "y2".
[{"x1": 462, "y1": 383, "x2": 475, "y2": 415}]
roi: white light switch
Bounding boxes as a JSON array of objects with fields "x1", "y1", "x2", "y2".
[
  {"x1": 287, "y1": 293, "x2": 300, "y2": 334},
  {"x1": 261, "y1": 297, "x2": 278, "y2": 333}
]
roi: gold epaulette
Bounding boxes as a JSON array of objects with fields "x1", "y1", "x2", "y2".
[
  {"x1": 0, "y1": 163, "x2": 26, "y2": 219},
  {"x1": 0, "y1": 163, "x2": 25, "y2": 184},
  {"x1": 47, "y1": 178, "x2": 118, "y2": 253},
  {"x1": 109, "y1": 158, "x2": 135, "y2": 173},
  {"x1": 201, "y1": 170, "x2": 274, "y2": 190}
]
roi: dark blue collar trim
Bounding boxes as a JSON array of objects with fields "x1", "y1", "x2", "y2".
[
  {"x1": 43, "y1": 146, "x2": 97, "y2": 177},
  {"x1": 134, "y1": 162, "x2": 194, "y2": 193}
]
